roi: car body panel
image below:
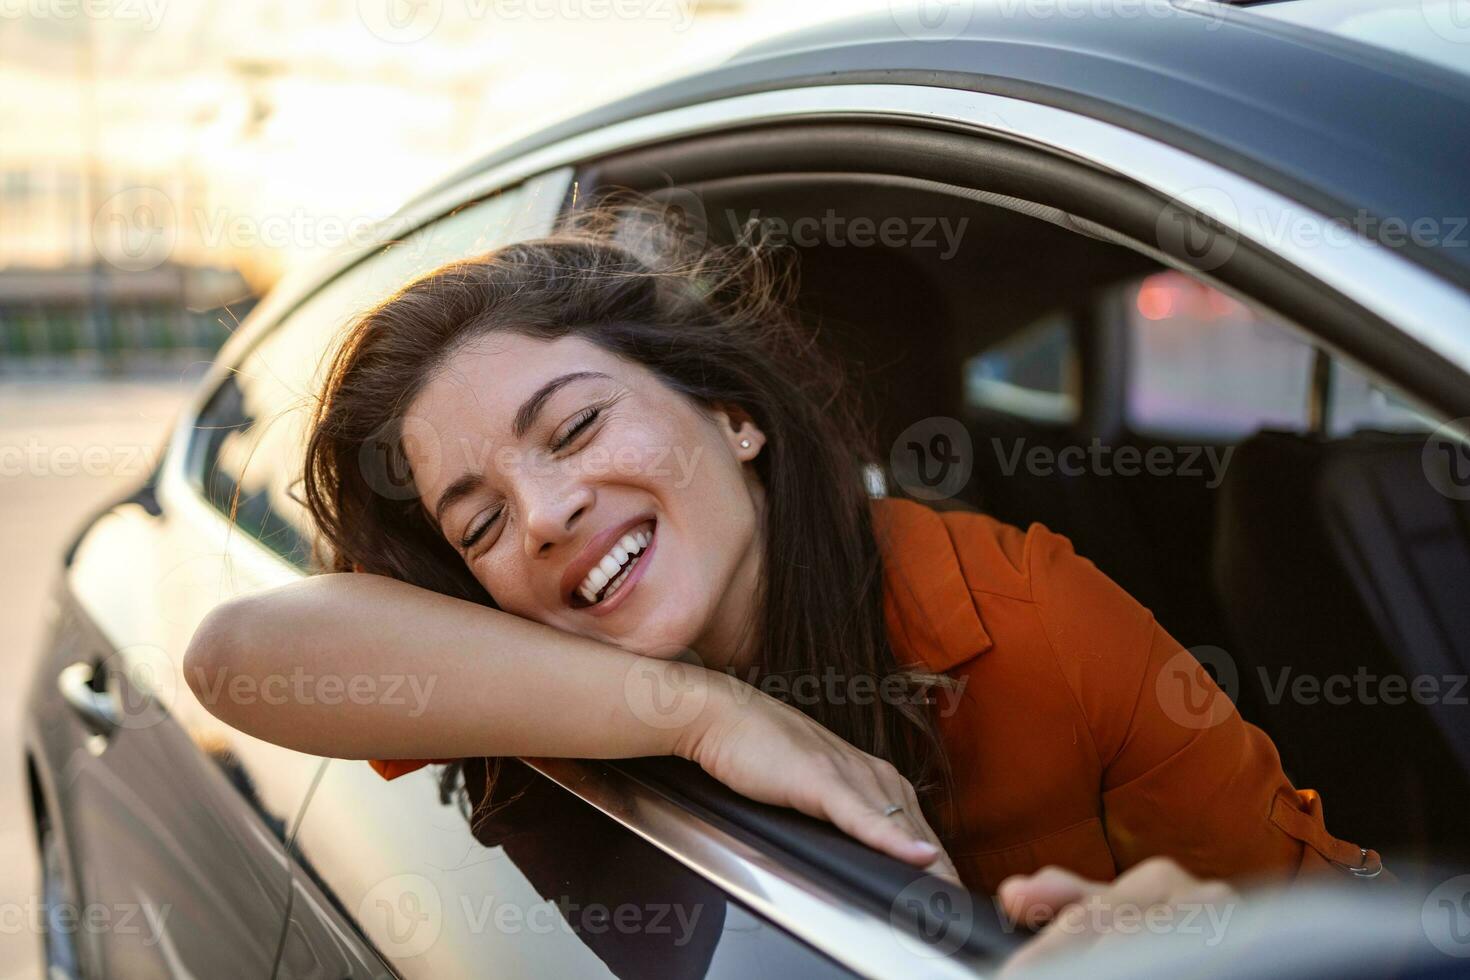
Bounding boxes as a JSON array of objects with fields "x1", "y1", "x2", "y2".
[{"x1": 412, "y1": 2, "x2": 1470, "y2": 288}]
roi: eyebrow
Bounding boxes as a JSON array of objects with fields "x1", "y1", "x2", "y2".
[
  {"x1": 512, "y1": 371, "x2": 610, "y2": 440},
  {"x1": 431, "y1": 370, "x2": 611, "y2": 528}
]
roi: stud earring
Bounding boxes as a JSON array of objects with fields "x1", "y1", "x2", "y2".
[{"x1": 739, "y1": 438, "x2": 751, "y2": 449}]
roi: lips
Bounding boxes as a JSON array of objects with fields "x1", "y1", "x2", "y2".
[{"x1": 560, "y1": 514, "x2": 656, "y2": 610}]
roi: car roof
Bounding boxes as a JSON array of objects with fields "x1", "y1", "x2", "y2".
[{"x1": 408, "y1": 2, "x2": 1470, "y2": 289}]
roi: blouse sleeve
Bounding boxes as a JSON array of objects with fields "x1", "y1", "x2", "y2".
[
  {"x1": 1028, "y1": 525, "x2": 1385, "y2": 884},
  {"x1": 368, "y1": 757, "x2": 458, "y2": 781}
]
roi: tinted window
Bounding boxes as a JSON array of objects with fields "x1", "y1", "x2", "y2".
[
  {"x1": 1328, "y1": 359, "x2": 1437, "y2": 435},
  {"x1": 1122, "y1": 270, "x2": 1436, "y2": 439},
  {"x1": 188, "y1": 183, "x2": 559, "y2": 563},
  {"x1": 964, "y1": 312, "x2": 1079, "y2": 424},
  {"x1": 1124, "y1": 271, "x2": 1314, "y2": 438}
]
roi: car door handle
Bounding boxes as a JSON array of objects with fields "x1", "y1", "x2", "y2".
[{"x1": 58, "y1": 661, "x2": 120, "y2": 737}]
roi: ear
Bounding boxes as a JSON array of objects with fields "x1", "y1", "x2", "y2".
[{"x1": 711, "y1": 403, "x2": 766, "y2": 462}]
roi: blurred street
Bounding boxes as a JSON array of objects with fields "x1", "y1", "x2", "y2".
[{"x1": 0, "y1": 376, "x2": 190, "y2": 980}]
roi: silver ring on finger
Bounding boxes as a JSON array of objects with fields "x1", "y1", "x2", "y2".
[{"x1": 882, "y1": 803, "x2": 905, "y2": 818}]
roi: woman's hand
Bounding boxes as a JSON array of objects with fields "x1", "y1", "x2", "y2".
[
  {"x1": 995, "y1": 857, "x2": 1238, "y2": 973},
  {"x1": 677, "y1": 675, "x2": 959, "y2": 882}
]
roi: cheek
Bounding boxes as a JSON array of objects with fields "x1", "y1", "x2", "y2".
[{"x1": 470, "y1": 550, "x2": 535, "y2": 617}]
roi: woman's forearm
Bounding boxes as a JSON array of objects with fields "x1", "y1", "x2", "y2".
[{"x1": 183, "y1": 571, "x2": 731, "y2": 763}]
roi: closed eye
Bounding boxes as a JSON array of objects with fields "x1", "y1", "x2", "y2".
[
  {"x1": 552, "y1": 406, "x2": 601, "y2": 452},
  {"x1": 460, "y1": 508, "x2": 501, "y2": 551}
]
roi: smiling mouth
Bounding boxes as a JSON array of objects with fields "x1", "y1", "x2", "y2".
[{"x1": 569, "y1": 519, "x2": 655, "y2": 609}]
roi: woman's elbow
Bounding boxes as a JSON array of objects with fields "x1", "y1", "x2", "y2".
[{"x1": 184, "y1": 597, "x2": 255, "y2": 721}]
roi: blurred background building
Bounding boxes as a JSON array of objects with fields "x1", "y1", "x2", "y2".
[{"x1": 0, "y1": 0, "x2": 889, "y2": 376}]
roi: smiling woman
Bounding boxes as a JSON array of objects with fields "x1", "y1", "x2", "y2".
[{"x1": 185, "y1": 197, "x2": 1381, "y2": 923}]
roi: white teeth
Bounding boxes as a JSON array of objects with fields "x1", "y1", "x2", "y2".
[{"x1": 576, "y1": 523, "x2": 653, "y2": 605}]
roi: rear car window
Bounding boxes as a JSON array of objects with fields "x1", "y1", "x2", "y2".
[{"x1": 187, "y1": 186, "x2": 540, "y2": 565}]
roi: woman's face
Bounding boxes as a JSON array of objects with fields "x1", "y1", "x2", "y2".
[{"x1": 402, "y1": 332, "x2": 767, "y2": 668}]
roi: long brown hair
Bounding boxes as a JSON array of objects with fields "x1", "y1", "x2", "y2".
[{"x1": 302, "y1": 195, "x2": 954, "y2": 832}]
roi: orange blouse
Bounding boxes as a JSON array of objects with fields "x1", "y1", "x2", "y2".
[{"x1": 369, "y1": 496, "x2": 1382, "y2": 894}]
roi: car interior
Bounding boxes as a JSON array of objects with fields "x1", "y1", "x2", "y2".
[{"x1": 574, "y1": 120, "x2": 1470, "y2": 875}]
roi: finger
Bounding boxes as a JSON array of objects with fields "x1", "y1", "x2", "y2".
[
  {"x1": 815, "y1": 774, "x2": 940, "y2": 867},
  {"x1": 924, "y1": 854, "x2": 963, "y2": 885},
  {"x1": 999, "y1": 900, "x2": 1096, "y2": 976},
  {"x1": 996, "y1": 865, "x2": 1096, "y2": 928},
  {"x1": 884, "y1": 773, "x2": 960, "y2": 883},
  {"x1": 1006, "y1": 859, "x2": 1193, "y2": 973}
]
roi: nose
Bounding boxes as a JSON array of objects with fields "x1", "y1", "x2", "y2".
[{"x1": 521, "y1": 475, "x2": 594, "y2": 559}]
